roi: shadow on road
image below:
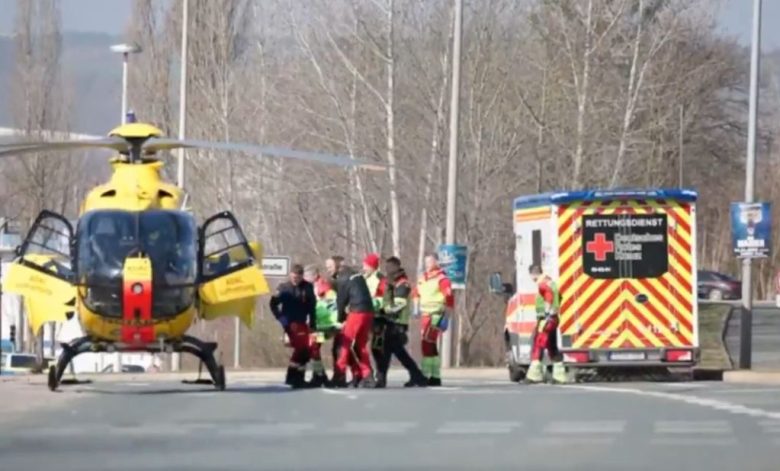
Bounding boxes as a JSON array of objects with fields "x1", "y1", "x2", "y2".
[{"x1": 69, "y1": 384, "x2": 295, "y2": 395}]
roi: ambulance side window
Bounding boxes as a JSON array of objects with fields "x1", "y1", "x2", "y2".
[{"x1": 532, "y1": 230, "x2": 542, "y2": 268}]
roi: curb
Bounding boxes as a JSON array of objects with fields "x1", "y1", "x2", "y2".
[{"x1": 722, "y1": 370, "x2": 780, "y2": 385}]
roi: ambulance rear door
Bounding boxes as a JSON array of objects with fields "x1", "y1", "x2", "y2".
[
  {"x1": 557, "y1": 199, "x2": 630, "y2": 358},
  {"x1": 575, "y1": 197, "x2": 697, "y2": 364},
  {"x1": 509, "y1": 202, "x2": 556, "y2": 364}
]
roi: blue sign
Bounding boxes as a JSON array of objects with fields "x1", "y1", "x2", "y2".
[
  {"x1": 731, "y1": 202, "x2": 772, "y2": 259},
  {"x1": 437, "y1": 244, "x2": 468, "y2": 289}
]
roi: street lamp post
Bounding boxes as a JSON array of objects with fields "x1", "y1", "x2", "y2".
[
  {"x1": 170, "y1": 0, "x2": 190, "y2": 372},
  {"x1": 110, "y1": 42, "x2": 141, "y2": 374},
  {"x1": 177, "y1": 0, "x2": 189, "y2": 189},
  {"x1": 110, "y1": 43, "x2": 142, "y2": 124},
  {"x1": 442, "y1": 0, "x2": 464, "y2": 369},
  {"x1": 740, "y1": 0, "x2": 763, "y2": 369}
]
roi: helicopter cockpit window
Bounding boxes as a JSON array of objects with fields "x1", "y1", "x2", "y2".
[
  {"x1": 22, "y1": 214, "x2": 74, "y2": 278},
  {"x1": 76, "y1": 210, "x2": 198, "y2": 318},
  {"x1": 201, "y1": 216, "x2": 253, "y2": 279}
]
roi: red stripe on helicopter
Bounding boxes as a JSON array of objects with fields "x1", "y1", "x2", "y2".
[{"x1": 121, "y1": 279, "x2": 154, "y2": 345}]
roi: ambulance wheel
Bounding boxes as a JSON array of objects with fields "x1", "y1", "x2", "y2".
[
  {"x1": 509, "y1": 364, "x2": 526, "y2": 382},
  {"x1": 47, "y1": 365, "x2": 58, "y2": 391}
]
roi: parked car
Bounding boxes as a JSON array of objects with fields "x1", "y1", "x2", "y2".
[
  {"x1": 698, "y1": 270, "x2": 741, "y2": 300},
  {"x1": 1, "y1": 353, "x2": 39, "y2": 374},
  {"x1": 101, "y1": 364, "x2": 146, "y2": 373}
]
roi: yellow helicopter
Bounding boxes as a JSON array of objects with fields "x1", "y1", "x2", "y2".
[{"x1": 0, "y1": 120, "x2": 384, "y2": 391}]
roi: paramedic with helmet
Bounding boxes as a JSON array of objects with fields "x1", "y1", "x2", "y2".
[{"x1": 526, "y1": 264, "x2": 569, "y2": 384}]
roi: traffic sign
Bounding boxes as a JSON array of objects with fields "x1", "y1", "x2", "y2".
[{"x1": 262, "y1": 256, "x2": 290, "y2": 277}]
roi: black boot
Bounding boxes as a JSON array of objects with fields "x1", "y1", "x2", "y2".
[
  {"x1": 308, "y1": 372, "x2": 330, "y2": 388},
  {"x1": 374, "y1": 372, "x2": 387, "y2": 388},
  {"x1": 404, "y1": 375, "x2": 428, "y2": 387},
  {"x1": 428, "y1": 377, "x2": 442, "y2": 387},
  {"x1": 359, "y1": 374, "x2": 377, "y2": 388},
  {"x1": 329, "y1": 373, "x2": 348, "y2": 388},
  {"x1": 290, "y1": 368, "x2": 307, "y2": 389},
  {"x1": 284, "y1": 366, "x2": 297, "y2": 386}
]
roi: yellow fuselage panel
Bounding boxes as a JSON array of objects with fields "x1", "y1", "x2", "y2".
[
  {"x1": 80, "y1": 161, "x2": 182, "y2": 213},
  {"x1": 108, "y1": 123, "x2": 163, "y2": 139},
  {"x1": 77, "y1": 302, "x2": 197, "y2": 342}
]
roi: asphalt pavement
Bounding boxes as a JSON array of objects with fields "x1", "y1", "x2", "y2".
[{"x1": 2, "y1": 371, "x2": 780, "y2": 471}]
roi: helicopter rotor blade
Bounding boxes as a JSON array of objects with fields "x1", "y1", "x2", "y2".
[
  {"x1": 143, "y1": 138, "x2": 388, "y2": 172},
  {"x1": 0, "y1": 138, "x2": 128, "y2": 158}
]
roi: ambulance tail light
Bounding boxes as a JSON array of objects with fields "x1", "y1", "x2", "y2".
[
  {"x1": 664, "y1": 349, "x2": 693, "y2": 362},
  {"x1": 563, "y1": 351, "x2": 589, "y2": 363}
]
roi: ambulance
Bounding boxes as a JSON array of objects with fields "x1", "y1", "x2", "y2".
[{"x1": 490, "y1": 189, "x2": 699, "y2": 381}]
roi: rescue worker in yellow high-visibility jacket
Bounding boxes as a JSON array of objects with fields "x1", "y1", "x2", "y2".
[
  {"x1": 412, "y1": 254, "x2": 453, "y2": 387},
  {"x1": 526, "y1": 264, "x2": 569, "y2": 384},
  {"x1": 307, "y1": 278, "x2": 342, "y2": 387}
]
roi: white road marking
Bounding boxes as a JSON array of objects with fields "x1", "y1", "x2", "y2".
[
  {"x1": 568, "y1": 384, "x2": 780, "y2": 420},
  {"x1": 320, "y1": 389, "x2": 358, "y2": 399},
  {"x1": 217, "y1": 423, "x2": 316, "y2": 436},
  {"x1": 437, "y1": 389, "x2": 503, "y2": 394},
  {"x1": 126, "y1": 382, "x2": 151, "y2": 387},
  {"x1": 659, "y1": 383, "x2": 707, "y2": 389},
  {"x1": 706, "y1": 388, "x2": 780, "y2": 395},
  {"x1": 108, "y1": 425, "x2": 191, "y2": 436},
  {"x1": 337, "y1": 421, "x2": 417, "y2": 434},
  {"x1": 9, "y1": 426, "x2": 91, "y2": 437},
  {"x1": 650, "y1": 437, "x2": 738, "y2": 446},
  {"x1": 544, "y1": 420, "x2": 625, "y2": 434},
  {"x1": 654, "y1": 420, "x2": 732, "y2": 434},
  {"x1": 528, "y1": 437, "x2": 614, "y2": 447},
  {"x1": 759, "y1": 420, "x2": 780, "y2": 433},
  {"x1": 436, "y1": 421, "x2": 521, "y2": 434}
]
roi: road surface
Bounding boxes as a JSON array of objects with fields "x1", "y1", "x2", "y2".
[{"x1": 2, "y1": 371, "x2": 780, "y2": 470}]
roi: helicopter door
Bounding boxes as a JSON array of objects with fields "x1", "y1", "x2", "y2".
[
  {"x1": 197, "y1": 212, "x2": 269, "y2": 326},
  {"x1": 1, "y1": 210, "x2": 76, "y2": 335}
]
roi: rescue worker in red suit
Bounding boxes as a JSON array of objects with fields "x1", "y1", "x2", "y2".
[
  {"x1": 326, "y1": 255, "x2": 377, "y2": 388},
  {"x1": 526, "y1": 264, "x2": 568, "y2": 384},
  {"x1": 412, "y1": 254, "x2": 453, "y2": 386},
  {"x1": 269, "y1": 263, "x2": 317, "y2": 388},
  {"x1": 324, "y1": 257, "x2": 362, "y2": 384}
]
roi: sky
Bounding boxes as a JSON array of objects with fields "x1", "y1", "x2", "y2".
[{"x1": 0, "y1": 0, "x2": 778, "y2": 49}]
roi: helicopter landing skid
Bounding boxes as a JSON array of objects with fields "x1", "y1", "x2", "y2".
[{"x1": 47, "y1": 335, "x2": 226, "y2": 392}]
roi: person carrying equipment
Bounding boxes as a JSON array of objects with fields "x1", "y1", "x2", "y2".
[
  {"x1": 412, "y1": 254, "x2": 453, "y2": 387},
  {"x1": 326, "y1": 255, "x2": 376, "y2": 388},
  {"x1": 307, "y1": 278, "x2": 342, "y2": 387},
  {"x1": 526, "y1": 264, "x2": 568, "y2": 384},
  {"x1": 375, "y1": 256, "x2": 427, "y2": 388},
  {"x1": 363, "y1": 253, "x2": 390, "y2": 383},
  {"x1": 269, "y1": 263, "x2": 317, "y2": 388}
]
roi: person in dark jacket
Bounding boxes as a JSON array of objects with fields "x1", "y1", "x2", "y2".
[
  {"x1": 326, "y1": 255, "x2": 376, "y2": 388},
  {"x1": 269, "y1": 263, "x2": 316, "y2": 388},
  {"x1": 374, "y1": 256, "x2": 428, "y2": 388}
]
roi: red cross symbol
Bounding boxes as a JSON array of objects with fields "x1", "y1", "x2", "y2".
[{"x1": 586, "y1": 233, "x2": 614, "y2": 262}]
